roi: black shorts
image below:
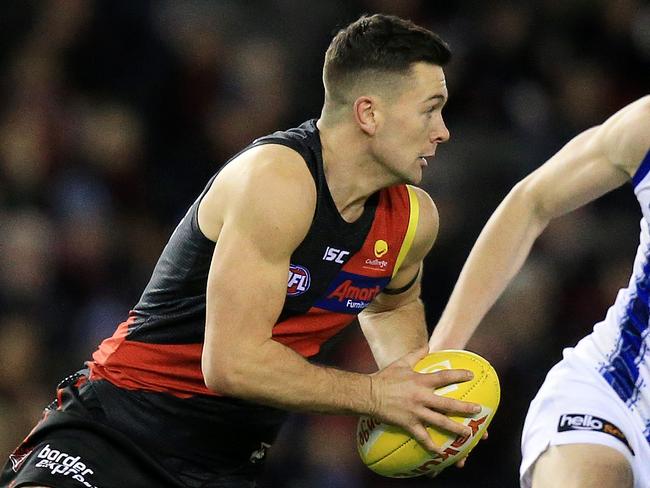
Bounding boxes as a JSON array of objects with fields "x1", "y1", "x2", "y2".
[
  {"x1": 2, "y1": 434, "x2": 257, "y2": 488},
  {"x1": 0, "y1": 372, "x2": 283, "y2": 488},
  {"x1": 1, "y1": 427, "x2": 179, "y2": 488}
]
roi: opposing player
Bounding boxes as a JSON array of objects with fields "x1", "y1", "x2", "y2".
[
  {"x1": 1, "y1": 14, "x2": 482, "y2": 488},
  {"x1": 429, "y1": 95, "x2": 650, "y2": 487}
]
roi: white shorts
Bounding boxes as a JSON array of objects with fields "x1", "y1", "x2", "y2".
[{"x1": 520, "y1": 351, "x2": 650, "y2": 488}]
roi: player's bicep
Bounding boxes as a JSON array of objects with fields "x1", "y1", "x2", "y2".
[
  {"x1": 205, "y1": 218, "x2": 291, "y2": 345},
  {"x1": 520, "y1": 127, "x2": 630, "y2": 222},
  {"x1": 201, "y1": 147, "x2": 315, "y2": 375},
  {"x1": 526, "y1": 99, "x2": 650, "y2": 220}
]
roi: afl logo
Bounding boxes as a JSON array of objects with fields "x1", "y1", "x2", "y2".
[
  {"x1": 287, "y1": 264, "x2": 311, "y2": 296},
  {"x1": 374, "y1": 240, "x2": 389, "y2": 258}
]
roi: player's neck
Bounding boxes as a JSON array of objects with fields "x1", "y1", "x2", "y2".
[{"x1": 317, "y1": 119, "x2": 395, "y2": 222}]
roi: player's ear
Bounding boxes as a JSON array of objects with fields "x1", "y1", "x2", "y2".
[{"x1": 353, "y1": 96, "x2": 377, "y2": 136}]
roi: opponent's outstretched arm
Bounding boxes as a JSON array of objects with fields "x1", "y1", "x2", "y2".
[
  {"x1": 430, "y1": 96, "x2": 650, "y2": 351},
  {"x1": 199, "y1": 144, "x2": 477, "y2": 452}
]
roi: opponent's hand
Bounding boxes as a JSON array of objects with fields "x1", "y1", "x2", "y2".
[{"x1": 368, "y1": 346, "x2": 482, "y2": 453}]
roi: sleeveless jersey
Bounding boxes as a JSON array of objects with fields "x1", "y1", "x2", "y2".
[
  {"x1": 87, "y1": 119, "x2": 419, "y2": 400},
  {"x1": 570, "y1": 148, "x2": 650, "y2": 444}
]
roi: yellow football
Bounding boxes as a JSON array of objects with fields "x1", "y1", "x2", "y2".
[{"x1": 357, "y1": 349, "x2": 500, "y2": 478}]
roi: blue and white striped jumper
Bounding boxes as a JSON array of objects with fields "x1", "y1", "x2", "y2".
[{"x1": 571, "y1": 149, "x2": 650, "y2": 444}]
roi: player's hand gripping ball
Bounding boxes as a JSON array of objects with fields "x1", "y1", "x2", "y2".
[{"x1": 357, "y1": 350, "x2": 500, "y2": 478}]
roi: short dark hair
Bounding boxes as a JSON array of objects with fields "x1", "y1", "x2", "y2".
[{"x1": 323, "y1": 14, "x2": 451, "y2": 104}]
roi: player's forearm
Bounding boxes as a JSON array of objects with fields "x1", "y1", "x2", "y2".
[
  {"x1": 359, "y1": 298, "x2": 428, "y2": 369},
  {"x1": 203, "y1": 339, "x2": 375, "y2": 416},
  {"x1": 430, "y1": 181, "x2": 548, "y2": 350}
]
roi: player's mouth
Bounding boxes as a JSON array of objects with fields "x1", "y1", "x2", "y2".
[{"x1": 419, "y1": 154, "x2": 435, "y2": 167}]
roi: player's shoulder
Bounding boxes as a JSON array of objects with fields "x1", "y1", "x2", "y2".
[
  {"x1": 217, "y1": 143, "x2": 316, "y2": 204},
  {"x1": 624, "y1": 95, "x2": 650, "y2": 145},
  {"x1": 200, "y1": 143, "x2": 317, "y2": 241},
  {"x1": 407, "y1": 185, "x2": 438, "y2": 229},
  {"x1": 627, "y1": 94, "x2": 650, "y2": 116},
  {"x1": 407, "y1": 185, "x2": 436, "y2": 214},
  {"x1": 232, "y1": 143, "x2": 315, "y2": 185},
  {"x1": 614, "y1": 95, "x2": 650, "y2": 137},
  {"x1": 406, "y1": 185, "x2": 439, "y2": 256}
]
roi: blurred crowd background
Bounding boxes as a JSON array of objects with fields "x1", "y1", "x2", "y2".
[{"x1": 0, "y1": 0, "x2": 648, "y2": 487}]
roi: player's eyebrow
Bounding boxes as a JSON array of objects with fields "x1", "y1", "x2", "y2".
[{"x1": 422, "y1": 94, "x2": 447, "y2": 104}]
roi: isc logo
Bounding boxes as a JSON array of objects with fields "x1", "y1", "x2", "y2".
[
  {"x1": 322, "y1": 246, "x2": 350, "y2": 264},
  {"x1": 287, "y1": 264, "x2": 311, "y2": 296}
]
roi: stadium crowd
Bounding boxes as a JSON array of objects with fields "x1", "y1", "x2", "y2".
[{"x1": 0, "y1": 1, "x2": 648, "y2": 486}]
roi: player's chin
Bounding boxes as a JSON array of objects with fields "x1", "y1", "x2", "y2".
[
  {"x1": 393, "y1": 165, "x2": 423, "y2": 185},
  {"x1": 405, "y1": 168, "x2": 423, "y2": 185}
]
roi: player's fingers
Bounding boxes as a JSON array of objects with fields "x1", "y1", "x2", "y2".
[
  {"x1": 422, "y1": 368, "x2": 473, "y2": 387},
  {"x1": 482, "y1": 430, "x2": 489, "y2": 440},
  {"x1": 421, "y1": 409, "x2": 472, "y2": 439},
  {"x1": 425, "y1": 394, "x2": 481, "y2": 416},
  {"x1": 408, "y1": 424, "x2": 442, "y2": 454},
  {"x1": 455, "y1": 455, "x2": 468, "y2": 468}
]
